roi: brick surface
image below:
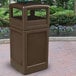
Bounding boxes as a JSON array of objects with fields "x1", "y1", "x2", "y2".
[{"x1": 0, "y1": 41, "x2": 76, "y2": 76}]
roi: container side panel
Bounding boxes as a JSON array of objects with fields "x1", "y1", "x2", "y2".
[{"x1": 11, "y1": 29, "x2": 23, "y2": 66}]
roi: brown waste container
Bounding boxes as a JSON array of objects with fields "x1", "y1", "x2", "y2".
[{"x1": 9, "y1": 3, "x2": 50, "y2": 75}]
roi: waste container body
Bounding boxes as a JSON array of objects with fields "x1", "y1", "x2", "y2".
[{"x1": 10, "y1": 3, "x2": 50, "y2": 74}]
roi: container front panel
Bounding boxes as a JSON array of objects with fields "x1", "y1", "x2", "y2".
[{"x1": 26, "y1": 29, "x2": 48, "y2": 66}]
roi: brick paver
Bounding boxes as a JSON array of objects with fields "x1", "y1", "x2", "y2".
[{"x1": 0, "y1": 41, "x2": 76, "y2": 76}]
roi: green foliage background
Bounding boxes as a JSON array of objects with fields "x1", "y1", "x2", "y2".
[{"x1": 0, "y1": 0, "x2": 75, "y2": 27}]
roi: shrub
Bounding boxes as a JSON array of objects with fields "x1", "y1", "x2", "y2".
[
  {"x1": 50, "y1": 15, "x2": 58, "y2": 25},
  {"x1": 0, "y1": 18, "x2": 9, "y2": 27},
  {"x1": 0, "y1": 8, "x2": 9, "y2": 20},
  {"x1": 50, "y1": 6, "x2": 64, "y2": 14},
  {"x1": 50, "y1": 9, "x2": 76, "y2": 26},
  {"x1": 50, "y1": 14, "x2": 76, "y2": 26},
  {"x1": 57, "y1": 15, "x2": 76, "y2": 26},
  {"x1": 67, "y1": 0, "x2": 74, "y2": 10},
  {"x1": 0, "y1": 21, "x2": 3, "y2": 26},
  {"x1": 53, "y1": 10, "x2": 74, "y2": 16}
]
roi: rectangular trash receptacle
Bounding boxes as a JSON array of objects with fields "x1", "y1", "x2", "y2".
[{"x1": 10, "y1": 3, "x2": 50, "y2": 75}]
